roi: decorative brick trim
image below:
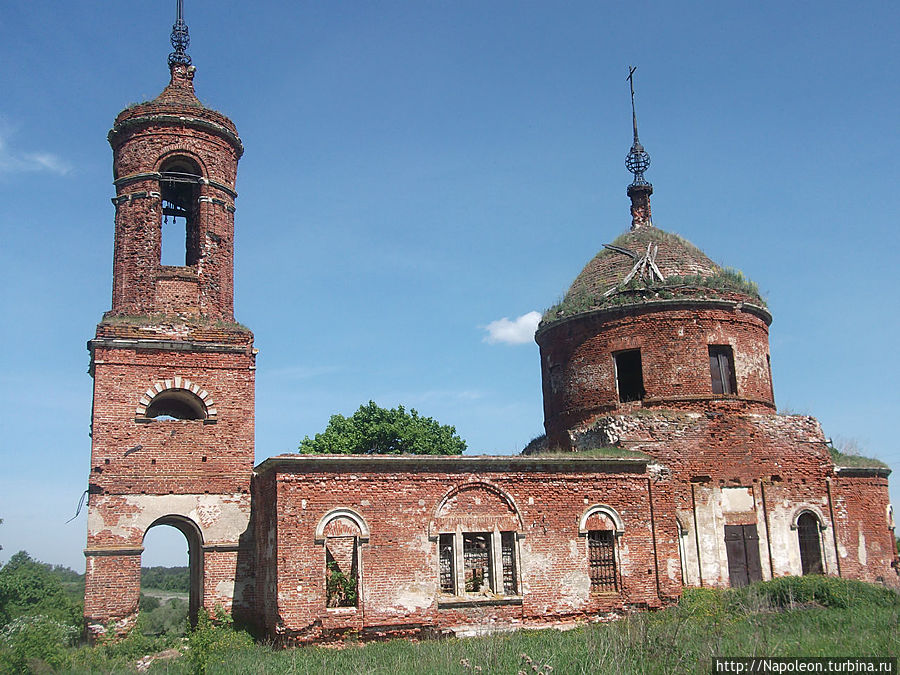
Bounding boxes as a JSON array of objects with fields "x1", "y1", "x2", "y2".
[
  {"x1": 433, "y1": 480, "x2": 524, "y2": 529},
  {"x1": 579, "y1": 504, "x2": 625, "y2": 536},
  {"x1": 314, "y1": 508, "x2": 370, "y2": 544},
  {"x1": 134, "y1": 376, "x2": 217, "y2": 421},
  {"x1": 84, "y1": 546, "x2": 144, "y2": 557}
]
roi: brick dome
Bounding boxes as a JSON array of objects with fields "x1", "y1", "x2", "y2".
[
  {"x1": 108, "y1": 64, "x2": 242, "y2": 158},
  {"x1": 543, "y1": 225, "x2": 765, "y2": 326}
]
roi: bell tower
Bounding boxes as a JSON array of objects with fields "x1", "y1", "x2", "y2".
[{"x1": 84, "y1": 1, "x2": 256, "y2": 635}]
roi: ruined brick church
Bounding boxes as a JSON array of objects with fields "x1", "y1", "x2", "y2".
[{"x1": 83, "y1": 12, "x2": 897, "y2": 641}]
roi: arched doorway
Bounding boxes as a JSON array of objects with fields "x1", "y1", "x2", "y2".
[
  {"x1": 143, "y1": 515, "x2": 204, "y2": 625},
  {"x1": 797, "y1": 512, "x2": 824, "y2": 575}
]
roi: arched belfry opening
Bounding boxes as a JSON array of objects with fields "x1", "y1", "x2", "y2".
[
  {"x1": 143, "y1": 515, "x2": 204, "y2": 626},
  {"x1": 159, "y1": 156, "x2": 203, "y2": 267}
]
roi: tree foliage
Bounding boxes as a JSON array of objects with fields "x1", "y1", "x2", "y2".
[
  {"x1": 0, "y1": 551, "x2": 81, "y2": 628},
  {"x1": 142, "y1": 565, "x2": 190, "y2": 592},
  {"x1": 299, "y1": 401, "x2": 466, "y2": 455}
]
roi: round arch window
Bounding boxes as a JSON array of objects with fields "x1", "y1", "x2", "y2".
[{"x1": 145, "y1": 389, "x2": 207, "y2": 421}]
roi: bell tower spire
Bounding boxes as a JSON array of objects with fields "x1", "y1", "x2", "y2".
[
  {"x1": 625, "y1": 66, "x2": 653, "y2": 230},
  {"x1": 168, "y1": 0, "x2": 192, "y2": 68}
]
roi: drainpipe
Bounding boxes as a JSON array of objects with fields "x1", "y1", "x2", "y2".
[
  {"x1": 825, "y1": 478, "x2": 842, "y2": 577},
  {"x1": 759, "y1": 482, "x2": 775, "y2": 579},
  {"x1": 690, "y1": 483, "x2": 703, "y2": 587}
]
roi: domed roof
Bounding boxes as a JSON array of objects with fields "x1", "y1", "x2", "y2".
[
  {"x1": 542, "y1": 225, "x2": 765, "y2": 326},
  {"x1": 109, "y1": 64, "x2": 242, "y2": 156}
]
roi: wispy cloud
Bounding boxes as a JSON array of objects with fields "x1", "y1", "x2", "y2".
[
  {"x1": 0, "y1": 121, "x2": 72, "y2": 176},
  {"x1": 483, "y1": 310, "x2": 541, "y2": 345}
]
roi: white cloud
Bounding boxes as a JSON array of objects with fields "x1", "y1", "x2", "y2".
[
  {"x1": 0, "y1": 122, "x2": 72, "y2": 176},
  {"x1": 483, "y1": 310, "x2": 542, "y2": 345}
]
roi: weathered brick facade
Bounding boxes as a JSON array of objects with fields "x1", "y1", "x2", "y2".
[
  {"x1": 84, "y1": 62, "x2": 256, "y2": 636},
  {"x1": 83, "y1": 47, "x2": 897, "y2": 642}
]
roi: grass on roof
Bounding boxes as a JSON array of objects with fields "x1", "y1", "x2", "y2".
[{"x1": 827, "y1": 446, "x2": 888, "y2": 469}]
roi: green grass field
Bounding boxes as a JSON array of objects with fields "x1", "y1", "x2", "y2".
[{"x1": 57, "y1": 576, "x2": 898, "y2": 675}]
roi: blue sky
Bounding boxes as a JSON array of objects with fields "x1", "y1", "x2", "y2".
[{"x1": 0, "y1": 1, "x2": 897, "y2": 571}]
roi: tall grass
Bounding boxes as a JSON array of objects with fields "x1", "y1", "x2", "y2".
[
  {"x1": 48, "y1": 577, "x2": 899, "y2": 674},
  {"x1": 106, "y1": 577, "x2": 896, "y2": 675}
]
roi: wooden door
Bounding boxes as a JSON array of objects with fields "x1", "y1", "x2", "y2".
[{"x1": 725, "y1": 524, "x2": 763, "y2": 587}]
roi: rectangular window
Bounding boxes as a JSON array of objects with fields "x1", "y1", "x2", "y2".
[
  {"x1": 615, "y1": 349, "x2": 645, "y2": 403},
  {"x1": 439, "y1": 533, "x2": 455, "y2": 594},
  {"x1": 463, "y1": 533, "x2": 493, "y2": 593},
  {"x1": 709, "y1": 345, "x2": 737, "y2": 395},
  {"x1": 501, "y1": 532, "x2": 517, "y2": 595},
  {"x1": 588, "y1": 530, "x2": 618, "y2": 592}
]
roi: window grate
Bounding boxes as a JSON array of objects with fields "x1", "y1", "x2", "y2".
[
  {"x1": 439, "y1": 534, "x2": 455, "y2": 594},
  {"x1": 588, "y1": 530, "x2": 617, "y2": 592},
  {"x1": 501, "y1": 532, "x2": 517, "y2": 595},
  {"x1": 463, "y1": 533, "x2": 492, "y2": 593}
]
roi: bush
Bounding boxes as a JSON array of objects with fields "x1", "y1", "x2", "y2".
[
  {"x1": 186, "y1": 607, "x2": 255, "y2": 674},
  {"x1": 0, "y1": 614, "x2": 78, "y2": 673}
]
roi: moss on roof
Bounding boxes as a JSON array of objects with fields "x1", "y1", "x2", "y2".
[
  {"x1": 827, "y1": 446, "x2": 888, "y2": 469},
  {"x1": 543, "y1": 226, "x2": 766, "y2": 325}
]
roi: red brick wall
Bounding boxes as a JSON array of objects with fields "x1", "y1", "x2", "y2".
[
  {"x1": 253, "y1": 457, "x2": 678, "y2": 642},
  {"x1": 87, "y1": 345, "x2": 255, "y2": 500},
  {"x1": 83, "y1": 551, "x2": 141, "y2": 630},
  {"x1": 108, "y1": 70, "x2": 241, "y2": 321},
  {"x1": 831, "y1": 472, "x2": 898, "y2": 585},
  {"x1": 537, "y1": 302, "x2": 773, "y2": 449}
]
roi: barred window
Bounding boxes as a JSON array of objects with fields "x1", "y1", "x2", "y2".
[
  {"x1": 438, "y1": 531, "x2": 519, "y2": 596},
  {"x1": 501, "y1": 532, "x2": 517, "y2": 595},
  {"x1": 588, "y1": 530, "x2": 618, "y2": 592},
  {"x1": 463, "y1": 533, "x2": 492, "y2": 593},
  {"x1": 439, "y1": 533, "x2": 455, "y2": 594}
]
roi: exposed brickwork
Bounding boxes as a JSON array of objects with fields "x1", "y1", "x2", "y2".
[
  {"x1": 252, "y1": 456, "x2": 678, "y2": 642},
  {"x1": 84, "y1": 55, "x2": 897, "y2": 642},
  {"x1": 537, "y1": 302, "x2": 774, "y2": 449},
  {"x1": 107, "y1": 64, "x2": 242, "y2": 321},
  {"x1": 84, "y1": 63, "x2": 255, "y2": 637}
]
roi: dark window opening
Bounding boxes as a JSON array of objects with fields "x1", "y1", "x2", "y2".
[
  {"x1": 159, "y1": 159, "x2": 202, "y2": 267},
  {"x1": 588, "y1": 530, "x2": 618, "y2": 592},
  {"x1": 797, "y1": 513, "x2": 824, "y2": 575},
  {"x1": 709, "y1": 345, "x2": 738, "y2": 395},
  {"x1": 463, "y1": 533, "x2": 492, "y2": 593},
  {"x1": 439, "y1": 533, "x2": 455, "y2": 594},
  {"x1": 501, "y1": 532, "x2": 517, "y2": 595},
  {"x1": 325, "y1": 538, "x2": 359, "y2": 607},
  {"x1": 615, "y1": 350, "x2": 644, "y2": 403},
  {"x1": 145, "y1": 390, "x2": 207, "y2": 421}
]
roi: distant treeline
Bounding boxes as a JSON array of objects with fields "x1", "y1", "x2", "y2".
[
  {"x1": 141, "y1": 566, "x2": 190, "y2": 593},
  {"x1": 27, "y1": 560, "x2": 189, "y2": 594}
]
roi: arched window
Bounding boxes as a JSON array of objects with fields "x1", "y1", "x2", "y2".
[
  {"x1": 315, "y1": 509, "x2": 369, "y2": 609},
  {"x1": 135, "y1": 378, "x2": 216, "y2": 422},
  {"x1": 579, "y1": 505, "x2": 624, "y2": 593},
  {"x1": 433, "y1": 483, "x2": 523, "y2": 598},
  {"x1": 145, "y1": 389, "x2": 207, "y2": 420},
  {"x1": 159, "y1": 157, "x2": 202, "y2": 267},
  {"x1": 797, "y1": 512, "x2": 824, "y2": 575}
]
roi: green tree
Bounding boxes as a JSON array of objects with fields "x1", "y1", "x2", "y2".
[
  {"x1": 299, "y1": 401, "x2": 466, "y2": 455},
  {"x1": 0, "y1": 551, "x2": 81, "y2": 628}
]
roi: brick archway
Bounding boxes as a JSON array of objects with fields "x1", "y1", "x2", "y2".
[
  {"x1": 144, "y1": 515, "x2": 204, "y2": 625},
  {"x1": 135, "y1": 376, "x2": 217, "y2": 421}
]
